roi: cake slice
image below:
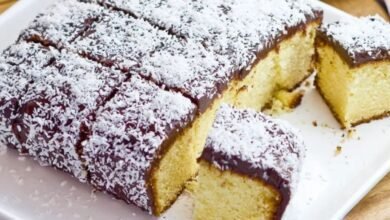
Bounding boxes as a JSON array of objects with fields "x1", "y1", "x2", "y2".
[
  {"x1": 82, "y1": 75, "x2": 197, "y2": 215},
  {"x1": 19, "y1": 0, "x2": 103, "y2": 49},
  {"x1": 316, "y1": 16, "x2": 390, "y2": 128},
  {"x1": 195, "y1": 105, "x2": 305, "y2": 220},
  {"x1": 0, "y1": 42, "x2": 59, "y2": 150}
]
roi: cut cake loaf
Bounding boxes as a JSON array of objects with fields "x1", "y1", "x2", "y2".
[{"x1": 0, "y1": 0, "x2": 322, "y2": 215}]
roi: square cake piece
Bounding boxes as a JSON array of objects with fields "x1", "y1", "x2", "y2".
[
  {"x1": 316, "y1": 16, "x2": 390, "y2": 128},
  {"x1": 83, "y1": 75, "x2": 197, "y2": 215},
  {"x1": 0, "y1": 42, "x2": 59, "y2": 150},
  {"x1": 195, "y1": 105, "x2": 305, "y2": 220},
  {"x1": 19, "y1": 0, "x2": 103, "y2": 49}
]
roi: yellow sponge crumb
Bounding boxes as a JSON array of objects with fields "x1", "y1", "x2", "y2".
[{"x1": 193, "y1": 161, "x2": 280, "y2": 220}]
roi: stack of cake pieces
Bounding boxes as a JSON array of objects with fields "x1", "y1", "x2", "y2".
[
  {"x1": 0, "y1": 0, "x2": 322, "y2": 217},
  {"x1": 316, "y1": 15, "x2": 390, "y2": 128}
]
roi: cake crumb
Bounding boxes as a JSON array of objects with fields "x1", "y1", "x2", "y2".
[
  {"x1": 347, "y1": 128, "x2": 356, "y2": 138},
  {"x1": 335, "y1": 146, "x2": 342, "y2": 156},
  {"x1": 265, "y1": 90, "x2": 304, "y2": 115},
  {"x1": 276, "y1": 90, "x2": 304, "y2": 109},
  {"x1": 184, "y1": 177, "x2": 198, "y2": 195}
]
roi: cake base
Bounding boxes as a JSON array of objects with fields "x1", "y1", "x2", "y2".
[
  {"x1": 150, "y1": 21, "x2": 319, "y2": 215},
  {"x1": 315, "y1": 39, "x2": 390, "y2": 128},
  {"x1": 194, "y1": 161, "x2": 281, "y2": 220}
]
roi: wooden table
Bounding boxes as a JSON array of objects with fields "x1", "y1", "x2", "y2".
[
  {"x1": 0, "y1": 0, "x2": 15, "y2": 13},
  {"x1": 0, "y1": 0, "x2": 389, "y2": 219}
]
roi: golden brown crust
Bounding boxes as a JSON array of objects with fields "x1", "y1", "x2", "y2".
[{"x1": 147, "y1": 119, "x2": 196, "y2": 215}]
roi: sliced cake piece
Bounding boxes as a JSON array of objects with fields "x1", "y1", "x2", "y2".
[
  {"x1": 19, "y1": 0, "x2": 103, "y2": 49},
  {"x1": 7, "y1": 42, "x2": 126, "y2": 181},
  {"x1": 316, "y1": 16, "x2": 390, "y2": 128},
  {"x1": 0, "y1": 42, "x2": 59, "y2": 150},
  {"x1": 195, "y1": 105, "x2": 305, "y2": 220},
  {"x1": 83, "y1": 75, "x2": 197, "y2": 215}
]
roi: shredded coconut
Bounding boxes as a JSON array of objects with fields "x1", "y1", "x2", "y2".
[
  {"x1": 320, "y1": 15, "x2": 390, "y2": 63},
  {"x1": 84, "y1": 75, "x2": 196, "y2": 213},
  {"x1": 204, "y1": 104, "x2": 305, "y2": 193}
]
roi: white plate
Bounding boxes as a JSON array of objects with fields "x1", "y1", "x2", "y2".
[{"x1": 0, "y1": 1, "x2": 389, "y2": 219}]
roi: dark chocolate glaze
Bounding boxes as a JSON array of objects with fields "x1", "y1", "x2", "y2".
[
  {"x1": 316, "y1": 31, "x2": 390, "y2": 67},
  {"x1": 83, "y1": 76, "x2": 197, "y2": 214},
  {"x1": 198, "y1": 104, "x2": 304, "y2": 220}
]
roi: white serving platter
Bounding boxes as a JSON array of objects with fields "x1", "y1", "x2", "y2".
[{"x1": 0, "y1": 1, "x2": 389, "y2": 219}]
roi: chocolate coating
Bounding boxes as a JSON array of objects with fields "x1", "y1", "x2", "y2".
[
  {"x1": 318, "y1": 16, "x2": 390, "y2": 67},
  {"x1": 200, "y1": 105, "x2": 305, "y2": 220}
]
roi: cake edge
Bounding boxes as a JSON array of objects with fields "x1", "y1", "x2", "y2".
[
  {"x1": 196, "y1": 157, "x2": 289, "y2": 219},
  {"x1": 315, "y1": 31, "x2": 390, "y2": 68}
]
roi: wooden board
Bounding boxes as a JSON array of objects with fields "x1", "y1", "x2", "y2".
[{"x1": 0, "y1": 1, "x2": 15, "y2": 13}]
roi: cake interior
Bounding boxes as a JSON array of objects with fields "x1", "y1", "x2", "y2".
[
  {"x1": 150, "y1": 123, "x2": 199, "y2": 215},
  {"x1": 150, "y1": 21, "x2": 319, "y2": 215},
  {"x1": 316, "y1": 39, "x2": 390, "y2": 128},
  {"x1": 194, "y1": 161, "x2": 281, "y2": 220},
  {"x1": 278, "y1": 22, "x2": 318, "y2": 89}
]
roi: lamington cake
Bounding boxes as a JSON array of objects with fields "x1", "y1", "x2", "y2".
[
  {"x1": 316, "y1": 16, "x2": 390, "y2": 128},
  {"x1": 0, "y1": 42, "x2": 62, "y2": 150},
  {"x1": 195, "y1": 105, "x2": 305, "y2": 220},
  {"x1": 1, "y1": 41, "x2": 127, "y2": 181},
  {"x1": 63, "y1": 0, "x2": 320, "y2": 154},
  {"x1": 0, "y1": 0, "x2": 322, "y2": 216},
  {"x1": 83, "y1": 75, "x2": 197, "y2": 214}
]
